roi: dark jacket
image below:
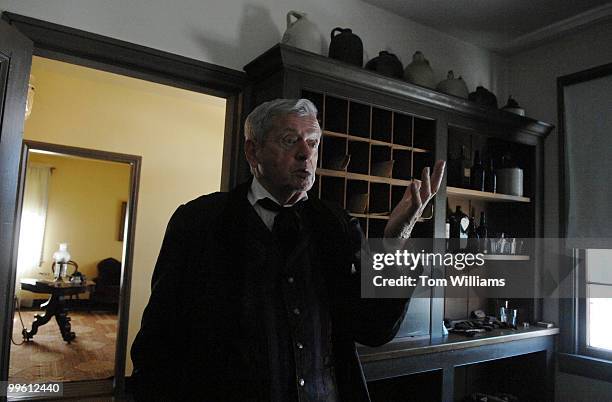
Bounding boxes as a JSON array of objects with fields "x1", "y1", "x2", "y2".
[{"x1": 130, "y1": 182, "x2": 409, "y2": 401}]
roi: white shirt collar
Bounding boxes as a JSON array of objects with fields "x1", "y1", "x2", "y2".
[{"x1": 247, "y1": 176, "x2": 308, "y2": 207}]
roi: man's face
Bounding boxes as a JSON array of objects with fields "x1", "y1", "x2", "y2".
[{"x1": 247, "y1": 113, "x2": 321, "y2": 201}]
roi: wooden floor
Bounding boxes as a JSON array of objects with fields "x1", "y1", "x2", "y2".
[{"x1": 9, "y1": 310, "x2": 117, "y2": 383}]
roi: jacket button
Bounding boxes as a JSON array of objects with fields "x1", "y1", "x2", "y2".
[
  {"x1": 298, "y1": 378, "x2": 305, "y2": 387},
  {"x1": 293, "y1": 308, "x2": 300, "y2": 315}
]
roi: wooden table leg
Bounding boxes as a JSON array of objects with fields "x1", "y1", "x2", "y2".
[
  {"x1": 22, "y1": 295, "x2": 55, "y2": 341},
  {"x1": 55, "y1": 297, "x2": 76, "y2": 343},
  {"x1": 22, "y1": 293, "x2": 76, "y2": 343}
]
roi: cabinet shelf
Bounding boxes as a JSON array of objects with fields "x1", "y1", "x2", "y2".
[
  {"x1": 446, "y1": 186, "x2": 530, "y2": 203},
  {"x1": 482, "y1": 254, "x2": 530, "y2": 261},
  {"x1": 323, "y1": 130, "x2": 429, "y2": 153},
  {"x1": 350, "y1": 212, "x2": 430, "y2": 223},
  {"x1": 317, "y1": 168, "x2": 421, "y2": 187},
  {"x1": 349, "y1": 213, "x2": 389, "y2": 220}
]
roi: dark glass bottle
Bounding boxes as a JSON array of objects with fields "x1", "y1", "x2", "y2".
[
  {"x1": 471, "y1": 150, "x2": 485, "y2": 191},
  {"x1": 477, "y1": 211, "x2": 489, "y2": 252},
  {"x1": 485, "y1": 158, "x2": 496, "y2": 193},
  {"x1": 445, "y1": 201, "x2": 452, "y2": 250},
  {"x1": 461, "y1": 146, "x2": 471, "y2": 188},
  {"x1": 450, "y1": 206, "x2": 469, "y2": 250},
  {"x1": 467, "y1": 210, "x2": 480, "y2": 252}
]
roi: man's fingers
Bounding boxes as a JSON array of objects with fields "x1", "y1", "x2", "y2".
[
  {"x1": 430, "y1": 160, "x2": 446, "y2": 194},
  {"x1": 411, "y1": 181, "x2": 422, "y2": 210},
  {"x1": 420, "y1": 166, "x2": 431, "y2": 201}
]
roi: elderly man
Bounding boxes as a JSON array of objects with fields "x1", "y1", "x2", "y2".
[{"x1": 131, "y1": 98, "x2": 444, "y2": 401}]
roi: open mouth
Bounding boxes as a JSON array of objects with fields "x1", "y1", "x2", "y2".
[{"x1": 294, "y1": 170, "x2": 312, "y2": 178}]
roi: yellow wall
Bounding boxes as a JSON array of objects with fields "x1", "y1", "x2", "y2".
[
  {"x1": 23, "y1": 56, "x2": 227, "y2": 374},
  {"x1": 16, "y1": 152, "x2": 130, "y2": 301}
]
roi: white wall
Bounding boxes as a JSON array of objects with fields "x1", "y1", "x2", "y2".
[
  {"x1": 0, "y1": 0, "x2": 508, "y2": 101},
  {"x1": 508, "y1": 20, "x2": 612, "y2": 325},
  {"x1": 507, "y1": 20, "x2": 612, "y2": 401}
]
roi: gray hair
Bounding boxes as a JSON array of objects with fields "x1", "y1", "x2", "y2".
[{"x1": 244, "y1": 98, "x2": 318, "y2": 143}]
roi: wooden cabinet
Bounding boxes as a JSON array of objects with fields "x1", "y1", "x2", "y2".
[
  {"x1": 244, "y1": 43, "x2": 555, "y2": 401},
  {"x1": 244, "y1": 43, "x2": 552, "y2": 332}
]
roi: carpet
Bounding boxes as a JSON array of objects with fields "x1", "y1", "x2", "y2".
[{"x1": 9, "y1": 310, "x2": 118, "y2": 383}]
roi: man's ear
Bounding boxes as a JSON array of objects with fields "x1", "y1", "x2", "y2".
[{"x1": 245, "y1": 139, "x2": 259, "y2": 172}]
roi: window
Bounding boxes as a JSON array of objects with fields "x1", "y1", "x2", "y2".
[
  {"x1": 580, "y1": 249, "x2": 612, "y2": 359},
  {"x1": 559, "y1": 62, "x2": 612, "y2": 374},
  {"x1": 16, "y1": 164, "x2": 51, "y2": 277}
]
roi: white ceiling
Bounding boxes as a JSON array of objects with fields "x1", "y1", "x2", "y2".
[{"x1": 362, "y1": 0, "x2": 612, "y2": 53}]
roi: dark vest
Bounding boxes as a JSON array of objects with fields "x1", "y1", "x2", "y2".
[{"x1": 251, "y1": 202, "x2": 339, "y2": 401}]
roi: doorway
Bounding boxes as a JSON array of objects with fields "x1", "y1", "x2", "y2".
[
  {"x1": 0, "y1": 13, "x2": 244, "y2": 399},
  {"x1": 10, "y1": 141, "x2": 139, "y2": 393},
  {"x1": 5, "y1": 51, "x2": 230, "y2": 400}
]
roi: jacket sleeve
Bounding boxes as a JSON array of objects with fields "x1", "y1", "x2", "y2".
[
  {"x1": 130, "y1": 205, "x2": 189, "y2": 401},
  {"x1": 343, "y1": 216, "x2": 421, "y2": 347}
]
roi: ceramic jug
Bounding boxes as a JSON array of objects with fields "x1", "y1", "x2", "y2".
[
  {"x1": 497, "y1": 168, "x2": 523, "y2": 196},
  {"x1": 365, "y1": 51, "x2": 403, "y2": 78},
  {"x1": 328, "y1": 27, "x2": 363, "y2": 67},
  {"x1": 502, "y1": 96, "x2": 525, "y2": 116},
  {"x1": 403, "y1": 51, "x2": 435, "y2": 88},
  {"x1": 436, "y1": 70, "x2": 469, "y2": 98},
  {"x1": 468, "y1": 86, "x2": 498, "y2": 108},
  {"x1": 281, "y1": 11, "x2": 323, "y2": 55}
]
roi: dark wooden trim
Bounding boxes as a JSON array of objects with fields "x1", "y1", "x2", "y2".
[
  {"x1": 577, "y1": 249, "x2": 587, "y2": 356},
  {"x1": 0, "y1": 18, "x2": 33, "y2": 385},
  {"x1": 430, "y1": 115, "x2": 449, "y2": 337},
  {"x1": 22, "y1": 140, "x2": 141, "y2": 398},
  {"x1": 557, "y1": 76, "x2": 567, "y2": 239},
  {"x1": 558, "y1": 62, "x2": 612, "y2": 88},
  {"x1": 222, "y1": 93, "x2": 246, "y2": 191},
  {"x1": 558, "y1": 353, "x2": 612, "y2": 384},
  {"x1": 244, "y1": 44, "x2": 554, "y2": 138},
  {"x1": 2, "y1": 12, "x2": 246, "y2": 98},
  {"x1": 559, "y1": 249, "x2": 580, "y2": 354},
  {"x1": 24, "y1": 140, "x2": 142, "y2": 164}
]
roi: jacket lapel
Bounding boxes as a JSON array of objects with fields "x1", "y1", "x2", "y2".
[{"x1": 224, "y1": 180, "x2": 275, "y2": 272}]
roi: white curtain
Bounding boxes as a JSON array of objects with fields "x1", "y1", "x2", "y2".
[
  {"x1": 16, "y1": 164, "x2": 51, "y2": 276},
  {"x1": 564, "y1": 74, "x2": 612, "y2": 248}
]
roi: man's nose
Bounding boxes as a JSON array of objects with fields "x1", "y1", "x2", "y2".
[{"x1": 295, "y1": 140, "x2": 315, "y2": 161}]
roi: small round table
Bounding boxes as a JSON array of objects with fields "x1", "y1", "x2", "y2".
[{"x1": 20, "y1": 279, "x2": 95, "y2": 343}]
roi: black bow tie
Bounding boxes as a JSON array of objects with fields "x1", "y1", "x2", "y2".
[
  {"x1": 257, "y1": 197, "x2": 284, "y2": 212},
  {"x1": 258, "y1": 198, "x2": 305, "y2": 256}
]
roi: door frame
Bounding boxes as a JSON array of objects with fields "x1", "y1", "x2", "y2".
[
  {"x1": 20, "y1": 140, "x2": 142, "y2": 398},
  {"x1": 0, "y1": 11, "x2": 247, "y2": 398}
]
